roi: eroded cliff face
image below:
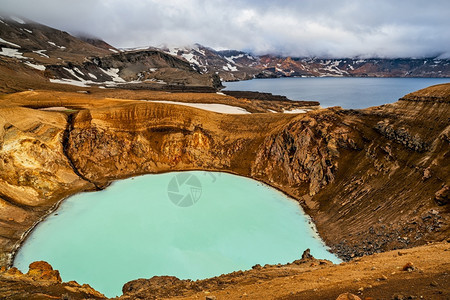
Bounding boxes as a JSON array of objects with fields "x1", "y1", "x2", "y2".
[
  {"x1": 65, "y1": 103, "x2": 293, "y2": 185},
  {"x1": 311, "y1": 90, "x2": 449, "y2": 259},
  {"x1": 251, "y1": 109, "x2": 362, "y2": 198},
  {"x1": 0, "y1": 84, "x2": 448, "y2": 270},
  {"x1": 0, "y1": 106, "x2": 93, "y2": 266}
]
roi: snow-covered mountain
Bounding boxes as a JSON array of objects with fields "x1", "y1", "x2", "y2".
[
  {"x1": 148, "y1": 44, "x2": 259, "y2": 81},
  {"x1": 150, "y1": 44, "x2": 450, "y2": 80}
]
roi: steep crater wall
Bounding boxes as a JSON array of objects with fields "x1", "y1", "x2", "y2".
[{"x1": 0, "y1": 84, "x2": 448, "y2": 267}]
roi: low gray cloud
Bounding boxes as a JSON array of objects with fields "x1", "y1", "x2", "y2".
[{"x1": 1, "y1": 0, "x2": 449, "y2": 58}]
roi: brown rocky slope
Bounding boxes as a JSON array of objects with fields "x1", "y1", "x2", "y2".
[{"x1": 0, "y1": 83, "x2": 448, "y2": 298}]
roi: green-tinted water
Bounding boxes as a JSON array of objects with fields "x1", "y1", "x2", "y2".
[{"x1": 14, "y1": 171, "x2": 339, "y2": 297}]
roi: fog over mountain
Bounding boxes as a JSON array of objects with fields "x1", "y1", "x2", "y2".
[{"x1": 1, "y1": 0, "x2": 449, "y2": 58}]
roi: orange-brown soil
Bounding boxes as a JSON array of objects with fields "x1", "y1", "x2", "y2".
[{"x1": 0, "y1": 83, "x2": 448, "y2": 299}]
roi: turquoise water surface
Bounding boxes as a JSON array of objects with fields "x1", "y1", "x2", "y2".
[{"x1": 14, "y1": 171, "x2": 339, "y2": 297}]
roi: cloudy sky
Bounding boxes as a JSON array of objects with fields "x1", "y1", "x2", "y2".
[{"x1": 1, "y1": 0, "x2": 449, "y2": 58}]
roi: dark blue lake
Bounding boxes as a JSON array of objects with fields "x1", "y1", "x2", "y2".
[{"x1": 224, "y1": 77, "x2": 450, "y2": 109}]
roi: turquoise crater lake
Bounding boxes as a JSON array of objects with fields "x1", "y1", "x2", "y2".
[{"x1": 14, "y1": 171, "x2": 339, "y2": 297}]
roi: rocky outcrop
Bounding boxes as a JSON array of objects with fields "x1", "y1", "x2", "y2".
[
  {"x1": 375, "y1": 120, "x2": 428, "y2": 152},
  {"x1": 0, "y1": 261, "x2": 105, "y2": 299},
  {"x1": 27, "y1": 261, "x2": 61, "y2": 282}
]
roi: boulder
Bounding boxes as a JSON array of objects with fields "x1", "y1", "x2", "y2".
[
  {"x1": 27, "y1": 261, "x2": 61, "y2": 282},
  {"x1": 336, "y1": 293, "x2": 362, "y2": 300}
]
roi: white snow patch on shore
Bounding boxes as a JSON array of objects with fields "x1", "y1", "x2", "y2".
[
  {"x1": 0, "y1": 47, "x2": 25, "y2": 58},
  {"x1": 0, "y1": 38, "x2": 20, "y2": 48},
  {"x1": 38, "y1": 106, "x2": 69, "y2": 111},
  {"x1": 24, "y1": 62, "x2": 46, "y2": 70},
  {"x1": 283, "y1": 108, "x2": 308, "y2": 114},
  {"x1": 146, "y1": 100, "x2": 251, "y2": 114}
]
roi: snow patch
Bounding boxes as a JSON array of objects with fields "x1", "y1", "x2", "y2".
[
  {"x1": 38, "y1": 106, "x2": 69, "y2": 111},
  {"x1": 73, "y1": 67, "x2": 85, "y2": 77},
  {"x1": 167, "y1": 47, "x2": 179, "y2": 56},
  {"x1": 24, "y1": 62, "x2": 46, "y2": 71},
  {"x1": 283, "y1": 108, "x2": 308, "y2": 114},
  {"x1": 226, "y1": 63, "x2": 237, "y2": 72},
  {"x1": 33, "y1": 50, "x2": 49, "y2": 58},
  {"x1": 0, "y1": 38, "x2": 20, "y2": 48},
  {"x1": 10, "y1": 16, "x2": 26, "y2": 24},
  {"x1": 100, "y1": 68, "x2": 126, "y2": 82},
  {"x1": 22, "y1": 28, "x2": 32, "y2": 34},
  {"x1": 0, "y1": 47, "x2": 25, "y2": 58},
  {"x1": 224, "y1": 54, "x2": 244, "y2": 64},
  {"x1": 63, "y1": 67, "x2": 84, "y2": 81},
  {"x1": 146, "y1": 100, "x2": 250, "y2": 114},
  {"x1": 181, "y1": 53, "x2": 200, "y2": 65},
  {"x1": 88, "y1": 73, "x2": 97, "y2": 79},
  {"x1": 49, "y1": 79, "x2": 90, "y2": 87},
  {"x1": 109, "y1": 48, "x2": 119, "y2": 53},
  {"x1": 48, "y1": 41, "x2": 66, "y2": 50}
]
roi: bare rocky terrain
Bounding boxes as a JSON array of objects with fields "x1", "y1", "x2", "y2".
[
  {"x1": 0, "y1": 14, "x2": 449, "y2": 300},
  {"x1": 0, "y1": 83, "x2": 448, "y2": 299}
]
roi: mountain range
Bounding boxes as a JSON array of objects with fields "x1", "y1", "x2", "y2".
[
  {"x1": 0, "y1": 15, "x2": 449, "y2": 94},
  {"x1": 149, "y1": 44, "x2": 450, "y2": 81}
]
